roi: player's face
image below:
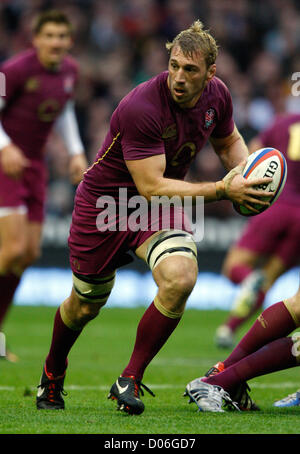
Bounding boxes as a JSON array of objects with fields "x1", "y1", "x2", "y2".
[
  {"x1": 33, "y1": 22, "x2": 72, "y2": 69},
  {"x1": 167, "y1": 45, "x2": 216, "y2": 108}
]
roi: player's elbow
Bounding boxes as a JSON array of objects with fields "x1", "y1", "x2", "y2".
[{"x1": 136, "y1": 180, "x2": 163, "y2": 202}]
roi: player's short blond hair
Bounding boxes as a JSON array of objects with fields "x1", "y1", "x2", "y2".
[{"x1": 166, "y1": 20, "x2": 218, "y2": 68}]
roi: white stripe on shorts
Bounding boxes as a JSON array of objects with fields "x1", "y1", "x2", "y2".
[{"x1": 0, "y1": 205, "x2": 27, "y2": 218}]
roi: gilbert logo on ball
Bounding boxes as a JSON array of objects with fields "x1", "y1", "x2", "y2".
[{"x1": 235, "y1": 147, "x2": 287, "y2": 216}]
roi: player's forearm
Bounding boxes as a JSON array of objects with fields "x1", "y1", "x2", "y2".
[
  {"x1": 141, "y1": 176, "x2": 225, "y2": 203},
  {"x1": 212, "y1": 126, "x2": 249, "y2": 171},
  {"x1": 220, "y1": 135, "x2": 249, "y2": 171},
  {"x1": 0, "y1": 120, "x2": 12, "y2": 150},
  {"x1": 54, "y1": 101, "x2": 84, "y2": 156}
]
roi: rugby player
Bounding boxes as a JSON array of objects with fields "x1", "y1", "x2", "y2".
[
  {"x1": 0, "y1": 9, "x2": 87, "y2": 361},
  {"x1": 36, "y1": 20, "x2": 272, "y2": 414}
]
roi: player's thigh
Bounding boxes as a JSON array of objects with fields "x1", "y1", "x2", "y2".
[
  {"x1": 22, "y1": 221, "x2": 43, "y2": 265},
  {"x1": 262, "y1": 255, "x2": 287, "y2": 291},
  {"x1": 0, "y1": 210, "x2": 28, "y2": 259}
]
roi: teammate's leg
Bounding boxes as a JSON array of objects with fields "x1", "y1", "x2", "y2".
[
  {"x1": 224, "y1": 254, "x2": 286, "y2": 342},
  {"x1": 222, "y1": 246, "x2": 258, "y2": 285},
  {"x1": 216, "y1": 246, "x2": 260, "y2": 347},
  {"x1": 218, "y1": 288, "x2": 300, "y2": 380},
  {"x1": 17, "y1": 221, "x2": 43, "y2": 271},
  {"x1": 203, "y1": 290, "x2": 300, "y2": 393},
  {"x1": 185, "y1": 289, "x2": 300, "y2": 412},
  {"x1": 0, "y1": 217, "x2": 44, "y2": 361},
  {"x1": 0, "y1": 211, "x2": 28, "y2": 329}
]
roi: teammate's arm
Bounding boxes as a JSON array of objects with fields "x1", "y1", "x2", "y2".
[
  {"x1": 209, "y1": 124, "x2": 249, "y2": 171},
  {"x1": 125, "y1": 153, "x2": 273, "y2": 210},
  {"x1": 54, "y1": 101, "x2": 88, "y2": 185}
]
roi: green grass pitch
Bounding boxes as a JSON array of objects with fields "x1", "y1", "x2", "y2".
[{"x1": 0, "y1": 305, "x2": 300, "y2": 434}]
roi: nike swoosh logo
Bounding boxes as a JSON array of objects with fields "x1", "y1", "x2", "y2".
[
  {"x1": 81, "y1": 289, "x2": 93, "y2": 294},
  {"x1": 116, "y1": 381, "x2": 129, "y2": 394},
  {"x1": 37, "y1": 379, "x2": 43, "y2": 397}
]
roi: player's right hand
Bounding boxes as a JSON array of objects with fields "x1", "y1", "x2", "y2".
[
  {"x1": 0, "y1": 143, "x2": 30, "y2": 179},
  {"x1": 220, "y1": 161, "x2": 274, "y2": 214}
]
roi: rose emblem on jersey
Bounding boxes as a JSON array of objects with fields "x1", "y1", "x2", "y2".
[{"x1": 204, "y1": 108, "x2": 216, "y2": 129}]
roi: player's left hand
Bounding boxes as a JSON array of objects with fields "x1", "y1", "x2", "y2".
[{"x1": 69, "y1": 153, "x2": 88, "y2": 185}]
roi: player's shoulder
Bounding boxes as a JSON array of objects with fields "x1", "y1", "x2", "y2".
[
  {"x1": 0, "y1": 48, "x2": 37, "y2": 72},
  {"x1": 207, "y1": 76, "x2": 231, "y2": 98}
]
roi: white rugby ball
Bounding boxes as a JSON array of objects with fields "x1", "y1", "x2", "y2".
[{"x1": 234, "y1": 147, "x2": 287, "y2": 216}]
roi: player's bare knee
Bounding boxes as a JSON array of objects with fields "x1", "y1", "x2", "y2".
[
  {"x1": 148, "y1": 230, "x2": 198, "y2": 303},
  {"x1": 1, "y1": 241, "x2": 27, "y2": 271},
  {"x1": 158, "y1": 259, "x2": 197, "y2": 304},
  {"x1": 20, "y1": 246, "x2": 41, "y2": 269},
  {"x1": 71, "y1": 271, "x2": 116, "y2": 321},
  {"x1": 78, "y1": 301, "x2": 102, "y2": 323}
]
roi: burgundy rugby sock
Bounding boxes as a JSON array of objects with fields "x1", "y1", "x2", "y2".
[
  {"x1": 223, "y1": 301, "x2": 296, "y2": 368},
  {"x1": 0, "y1": 273, "x2": 21, "y2": 327},
  {"x1": 224, "y1": 263, "x2": 253, "y2": 332},
  {"x1": 204, "y1": 337, "x2": 297, "y2": 393},
  {"x1": 45, "y1": 307, "x2": 82, "y2": 377},
  {"x1": 122, "y1": 301, "x2": 181, "y2": 381}
]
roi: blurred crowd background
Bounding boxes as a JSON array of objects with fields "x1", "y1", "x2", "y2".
[{"x1": 0, "y1": 0, "x2": 299, "y2": 219}]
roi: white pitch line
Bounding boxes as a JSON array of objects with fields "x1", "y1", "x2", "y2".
[{"x1": 0, "y1": 382, "x2": 299, "y2": 392}]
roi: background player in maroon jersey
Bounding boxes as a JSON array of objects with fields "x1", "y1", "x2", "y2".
[
  {"x1": 36, "y1": 20, "x2": 273, "y2": 414},
  {"x1": 0, "y1": 10, "x2": 87, "y2": 361},
  {"x1": 214, "y1": 113, "x2": 300, "y2": 349}
]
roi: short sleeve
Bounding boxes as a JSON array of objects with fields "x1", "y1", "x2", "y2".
[
  {"x1": 210, "y1": 81, "x2": 235, "y2": 139},
  {"x1": 0, "y1": 58, "x2": 26, "y2": 104},
  {"x1": 118, "y1": 101, "x2": 165, "y2": 161}
]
